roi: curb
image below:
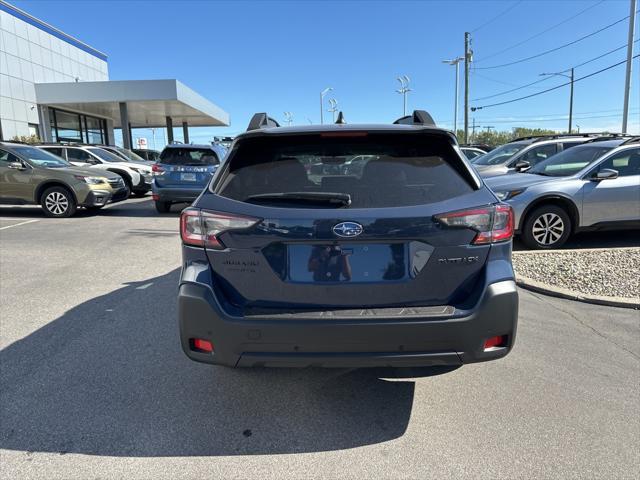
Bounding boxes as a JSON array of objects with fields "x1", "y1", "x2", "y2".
[{"x1": 515, "y1": 275, "x2": 640, "y2": 310}]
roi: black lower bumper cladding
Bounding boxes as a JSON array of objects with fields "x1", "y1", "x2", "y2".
[{"x1": 178, "y1": 276, "x2": 518, "y2": 368}]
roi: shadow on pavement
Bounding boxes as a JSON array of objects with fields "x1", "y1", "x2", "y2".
[{"x1": 0, "y1": 269, "x2": 446, "y2": 457}]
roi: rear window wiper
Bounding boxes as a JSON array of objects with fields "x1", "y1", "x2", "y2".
[{"x1": 245, "y1": 192, "x2": 352, "y2": 207}]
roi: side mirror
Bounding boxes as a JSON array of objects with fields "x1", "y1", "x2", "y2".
[
  {"x1": 514, "y1": 160, "x2": 531, "y2": 172},
  {"x1": 8, "y1": 161, "x2": 26, "y2": 170},
  {"x1": 592, "y1": 168, "x2": 619, "y2": 181}
]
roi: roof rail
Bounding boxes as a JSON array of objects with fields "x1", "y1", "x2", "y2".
[
  {"x1": 620, "y1": 136, "x2": 640, "y2": 145},
  {"x1": 247, "y1": 113, "x2": 280, "y2": 131},
  {"x1": 583, "y1": 133, "x2": 634, "y2": 144},
  {"x1": 393, "y1": 110, "x2": 436, "y2": 127},
  {"x1": 510, "y1": 132, "x2": 605, "y2": 143}
]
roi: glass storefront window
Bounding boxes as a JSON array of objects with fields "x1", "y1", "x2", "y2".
[
  {"x1": 85, "y1": 116, "x2": 104, "y2": 144},
  {"x1": 54, "y1": 110, "x2": 82, "y2": 142},
  {"x1": 50, "y1": 108, "x2": 106, "y2": 145}
]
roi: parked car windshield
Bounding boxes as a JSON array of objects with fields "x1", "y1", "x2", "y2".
[
  {"x1": 14, "y1": 146, "x2": 71, "y2": 168},
  {"x1": 473, "y1": 142, "x2": 529, "y2": 166},
  {"x1": 529, "y1": 145, "x2": 614, "y2": 177},
  {"x1": 160, "y1": 148, "x2": 220, "y2": 166},
  {"x1": 87, "y1": 147, "x2": 126, "y2": 162},
  {"x1": 215, "y1": 134, "x2": 473, "y2": 208},
  {"x1": 110, "y1": 147, "x2": 147, "y2": 163}
]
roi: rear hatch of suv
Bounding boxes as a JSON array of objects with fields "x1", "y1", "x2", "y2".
[
  {"x1": 188, "y1": 130, "x2": 505, "y2": 310},
  {"x1": 155, "y1": 147, "x2": 220, "y2": 189}
]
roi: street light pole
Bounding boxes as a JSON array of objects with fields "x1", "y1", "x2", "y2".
[
  {"x1": 396, "y1": 76, "x2": 411, "y2": 116},
  {"x1": 443, "y1": 57, "x2": 464, "y2": 135},
  {"x1": 540, "y1": 69, "x2": 574, "y2": 133},
  {"x1": 283, "y1": 111, "x2": 293, "y2": 126},
  {"x1": 320, "y1": 87, "x2": 333, "y2": 125}
]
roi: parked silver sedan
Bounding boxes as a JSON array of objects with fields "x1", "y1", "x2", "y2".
[{"x1": 485, "y1": 137, "x2": 640, "y2": 249}]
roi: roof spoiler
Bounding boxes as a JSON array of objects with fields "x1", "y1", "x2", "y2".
[
  {"x1": 393, "y1": 110, "x2": 436, "y2": 127},
  {"x1": 247, "y1": 113, "x2": 280, "y2": 131}
]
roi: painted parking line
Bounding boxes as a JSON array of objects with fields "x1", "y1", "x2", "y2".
[{"x1": 0, "y1": 219, "x2": 40, "y2": 231}]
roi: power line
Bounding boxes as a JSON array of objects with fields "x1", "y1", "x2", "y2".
[
  {"x1": 471, "y1": 39, "x2": 639, "y2": 101},
  {"x1": 475, "y1": 1, "x2": 605, "y2": 63},
  {"x1": 472, "y1": 75, "x2": 555, "y2": 101},
  {"x1": 474, "y1": 13, "x2": 634, "y2": 70},
  {"x1": 471, "y1": 1, "x2": 523, "y2": 33},
  {"x1": 472, "y1": 54, "x2": 640, "y2": 110},
  {"x1": 473, "y1": 112, "x2": 640, "y2": 124}
]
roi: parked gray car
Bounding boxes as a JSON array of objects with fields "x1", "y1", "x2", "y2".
[
  {"x1": 474, "y1": 134, "x2": 599, "y2": 178},
  {"x1": 485, "y1": 137, "x2": 640, "y2": 249}
]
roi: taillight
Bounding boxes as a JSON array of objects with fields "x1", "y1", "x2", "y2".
[
  {"x1": 151, "y1": 164, "x2": 165, "y2": 176},
  {"x1": 435, "y1": 204, "x2": 514, "y2": 244},
  {"x1": 180, "y1": 208, "x2": 260, "y2": 250}
]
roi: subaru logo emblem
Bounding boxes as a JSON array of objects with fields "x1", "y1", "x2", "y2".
[{"x1": 332, "y1": 221, "x2": 363, "y2": 238}]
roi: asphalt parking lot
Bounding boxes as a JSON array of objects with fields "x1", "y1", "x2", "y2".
[{"x1": 1, "y1": 198, "x2": 638, "y2": 480}]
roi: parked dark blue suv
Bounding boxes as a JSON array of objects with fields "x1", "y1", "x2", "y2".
[
  {"x1": 178, "y1": 111, "x2": 518, "y2": 368},
  {"x1": 152, "y1": 143, "x2": 227, "y2": 213}
]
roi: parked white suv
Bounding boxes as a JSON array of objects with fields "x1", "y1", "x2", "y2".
[{"x1": 37, "y1": 145, "x2": 152, "y2": 196}]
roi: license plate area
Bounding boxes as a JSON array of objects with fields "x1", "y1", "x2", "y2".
[
  {"x1": 180, "y1": 173, "x2": 197, "y2": 181},
  {"x1": 287, "y1": 244, "x2": 407, "y2": 283}
]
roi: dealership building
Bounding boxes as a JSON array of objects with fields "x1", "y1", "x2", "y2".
[{"x1": 0, "y1": 1, "x2": 228, "y2": 148}]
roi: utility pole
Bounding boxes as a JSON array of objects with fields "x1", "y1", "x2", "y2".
[
  {"x1": 568, "y1": 68, "x2": 574, "y2": 133},
  {"x1": 464, "y1": 32, "x2": 471, "y2": 143},
  {"x1": 484, "y1": 126, "x2": 494, "y2": 133},
  {"x1": 540, "y1": 68, "x2": 575, "y2": 133},
  {"x1": 622, "y1": 0, "x2": 637, "y2": 133},
  {"x1": 470, "y1": 118, "x2": 478, "y2": 142}
]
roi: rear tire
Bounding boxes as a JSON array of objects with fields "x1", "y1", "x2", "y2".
[
  {"x1": 41, "y1": 186, "x2": 77, "y2": 218},
  {"x1": 155, "y1": 200, "x2": 171, "y2": 213},
  {"x1": 522, "y1": 205, "x2": 571, "y2": 249}
]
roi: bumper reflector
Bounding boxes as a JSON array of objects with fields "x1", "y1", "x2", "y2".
[
  {"x1": 484, "y1": 335, "x2": 507, "y2": 350},
  {"x1": 191, "y1": 338, "x2": 214, "y2": 353},
  {"x1": 152, "y1": 194, "x2": 160, "y2": 201}
]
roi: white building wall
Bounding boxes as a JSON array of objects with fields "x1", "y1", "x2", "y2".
[{"x1": 0, "y1": 6, "x2": 108, "y2": 140}]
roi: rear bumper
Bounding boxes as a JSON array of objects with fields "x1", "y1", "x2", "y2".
[
  {"x1": 152, "y1": 184, "x2": 204, "y2": 203},
  {"x1": 178, "y1": 272, "x2": 519, "y2": 368}
]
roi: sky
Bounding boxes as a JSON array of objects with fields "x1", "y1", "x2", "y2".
[{"x1": 10, "y1": 0, "x2": 640, "y2": 146}]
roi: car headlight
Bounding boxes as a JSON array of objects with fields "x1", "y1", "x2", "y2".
[
  {"x1": 495, "y1": 189, "x2": 525, "y2": 201},
  {"x1": 75, "y1": 175, "x2": 107, "y2": 185}
]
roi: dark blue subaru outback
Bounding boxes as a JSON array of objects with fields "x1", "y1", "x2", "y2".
[
  {"x1": 152, "y1": 143, "x2": 227, "y2": 213},
  {"x1": 178, "y1": 111, "x2": 518, "y2": 368}
]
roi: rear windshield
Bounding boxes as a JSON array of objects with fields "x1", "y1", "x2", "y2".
[
  {"x1": 215, "y1": 133, "x2": 473, "y2": 208},
  {"x1": 160, "y1": 148, "x2": 220, "y2": 166}
]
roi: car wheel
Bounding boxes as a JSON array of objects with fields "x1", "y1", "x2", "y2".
[
  {"x1": 112, "y1": 173, "x2": 133, "y2": 197},
  {"x1": 522, "y1": 205, "x2": 571, "y2": 249},
  {"x1": 41, "y1": 186, "x2": 77, "y2": 218},
  {"x1": 155, "y1": 200, "x2": 171, "y2": 213}
]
